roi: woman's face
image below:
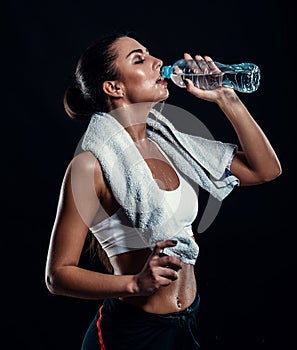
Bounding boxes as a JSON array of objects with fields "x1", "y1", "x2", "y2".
[{"x1": 113, "y1": 37, "x2": 169, "y2": 104}]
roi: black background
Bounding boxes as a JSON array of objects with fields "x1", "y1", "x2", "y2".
[{"x1": 3, "y1": 0, "x2": 296, "y2": 349}]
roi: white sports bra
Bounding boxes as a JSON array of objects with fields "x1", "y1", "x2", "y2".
[{"x1": 90, "y1": 144, "x2": 199, "y2": 258}]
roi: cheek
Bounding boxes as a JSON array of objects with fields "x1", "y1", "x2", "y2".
[
  {"x1": 130, "y1": 70, "x2": 150, "y2": 86},
  {"x1": 124, "y1": 70, "x2": 167, "y2": 101},
  {"x1": 126, "y1": 74, "x2": 154, "y2": 95}
]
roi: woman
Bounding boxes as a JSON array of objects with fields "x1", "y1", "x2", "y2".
[{"x1": 45, "y1": 32, "x2": 281, "y2": 349}]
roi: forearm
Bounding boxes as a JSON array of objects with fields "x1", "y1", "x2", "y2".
[
  {"x1": 217, "y1": 90, "x2": 281, "y2": 181},
  {"x1": 46, "y1": 266, "x2": 137, "y2": 300}
]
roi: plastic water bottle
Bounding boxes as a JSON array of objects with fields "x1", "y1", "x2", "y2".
[{"x1": 161, "y1": 59, "x2": 261, "y2": 93}]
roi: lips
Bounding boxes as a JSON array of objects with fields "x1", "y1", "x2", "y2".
[{"x1": 156, "y1": 76, "x2": 167, "y2": 84}]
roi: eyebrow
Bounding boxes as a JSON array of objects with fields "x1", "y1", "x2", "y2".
[{"x1": 125, "y1": 48, "x2": 149, "y2": 59}]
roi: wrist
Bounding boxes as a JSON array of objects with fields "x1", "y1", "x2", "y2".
[
  {"x1": 126, "y1": 275, "x2": 140, "y2": 296},
  {"x1": 216, "y1": 88, "x2": 240, "y2": 107}
]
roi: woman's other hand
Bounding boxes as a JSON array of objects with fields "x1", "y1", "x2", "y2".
[{"x1": 133, "y1": 240, "x2": 182, "y2": 296}]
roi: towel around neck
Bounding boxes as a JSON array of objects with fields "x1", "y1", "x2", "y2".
[{"x1": 81, "y1": 108, "x2": 239, "y2": 264}]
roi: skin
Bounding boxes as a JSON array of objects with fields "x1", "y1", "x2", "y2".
[{"x1": 45, "y1": 37, "x2": 282, "y2": 314}]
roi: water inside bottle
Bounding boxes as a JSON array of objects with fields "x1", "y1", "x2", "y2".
[
  {"x1": 171, "y1": 69, "x2": 260, "y2": 93},
  {"x1": 166, "y1": 60, "x2": 260, "y2": 93},
  {"x1": 171, "y1": 73, "x2": 223, "y2": 89},
  {"x1": 223, "y1": 70, "x2": 260, "y2": 93}
]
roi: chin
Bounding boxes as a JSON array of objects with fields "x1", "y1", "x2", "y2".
[
  {"x1": 152, "y1": 96, "x2": 168, "y2": 106},
  {"x1": 157, "y1": 91, "x2": 169, "y2": 102}
]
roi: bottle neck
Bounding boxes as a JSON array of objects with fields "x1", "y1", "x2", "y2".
[{"x1": 161, "y1": 65, "x2": 172, "y2": 79}]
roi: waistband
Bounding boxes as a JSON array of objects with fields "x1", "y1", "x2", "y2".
[{"x1": 102, "y1": 293, "x2": 200, "y2": 323}]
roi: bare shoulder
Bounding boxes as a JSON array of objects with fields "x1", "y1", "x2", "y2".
[
  {"x1": 63, "y1": 151, "x2": 104, "y2": 196},
  {"x1": 68, "y1": 151, "x2": 102, "y2": 176}
]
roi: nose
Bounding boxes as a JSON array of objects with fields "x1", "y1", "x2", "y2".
[{"x1": 154, "y1": 57, "x2": 163, "y2": 71}]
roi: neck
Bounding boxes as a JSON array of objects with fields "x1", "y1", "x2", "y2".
[
  {"x1": 125, "y1": 124, "x2": 148, "y2": 142},
  {"x1": 109, "y1": 102, "x2": 155, "y2": 142}
]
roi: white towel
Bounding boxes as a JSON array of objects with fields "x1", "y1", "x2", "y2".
[{"x1": 81, "y1": 108, "x2": 239, "y2": 264}]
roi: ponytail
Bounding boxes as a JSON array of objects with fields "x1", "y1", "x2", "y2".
[
  {"x1": 63, "y1": 84, "x2": 96, "y2": 121},
  {"x1": 63, "y1": 31, "x2": 128, "y2": 121}
]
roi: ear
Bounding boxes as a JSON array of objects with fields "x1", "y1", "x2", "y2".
[{"x1": 102, "y1": 81, "x2": 125, "y2": 97}]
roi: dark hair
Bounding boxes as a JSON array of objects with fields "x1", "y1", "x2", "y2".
[
  {"x1": 66, "y1": 32, "x2": 136, "y2": 273},
  {"x1": 64, "y1": 32, "x2": 129, "y2": 120}
]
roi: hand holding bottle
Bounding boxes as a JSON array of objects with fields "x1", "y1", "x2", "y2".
[
  {"x1": 180, "y1": 53, "x2": 237, "y2": 102},
  {"x1": 162, "y1": 52, "x2": 260, "y2": 94},
  {"x1": 183, "y1": 53, "x2": 221, "y2": 75}
]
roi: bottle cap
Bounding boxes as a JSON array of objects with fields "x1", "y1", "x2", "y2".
[{"x1": 161, "y1": 66, "x2": 172, "y2": 79}]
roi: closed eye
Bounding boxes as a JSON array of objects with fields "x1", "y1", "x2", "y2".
[{"x1": 134, "y1": 59, "x2": 145, "y2": 64}]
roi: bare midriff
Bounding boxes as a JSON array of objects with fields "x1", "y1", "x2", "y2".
[
  {"x1": 109, "y1": 248, "x2": 197, "y2": 314},
  {"x1": 98, "y1": 141, "x2": 197, "y2": 314}
]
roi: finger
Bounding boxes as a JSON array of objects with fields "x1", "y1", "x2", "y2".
[
  {"x1": 194, "y1": 55, "x2": 209, "y2": 74},
  {"x1": 184, "y1": 52, "x2": 193, "y2": 60},
  {"x1": 204, "y1": 55, "x2": 213, "y2": 62},
  {"x1": 204, "y1": 56, "x2": 221, "y2": 73},
  {"x1": 158, "y1": 276, "x2": 176, "y2": 287},
  {"x1": 159, "y1": 255, "x2": 182, "y2": 271},
  {"x1": 183, "y1": 53, "x2": 201, "y2": 75},
  {"x1": 184, "y1": 78, "x2": 201, "y2": 92},
  {"x1": 152, "y1": 239, "x2": 178, "y2": 257},
  {"x1": 173, "y1": 66, "x2": 184, "y2": 75},
  {"x1": 159, "y1": 268, "x2": 179, "y2": 282}
]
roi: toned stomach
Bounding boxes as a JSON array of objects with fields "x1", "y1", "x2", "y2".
[{"x1": 109, "y1": 248, "x2": 197, "y2": 314}]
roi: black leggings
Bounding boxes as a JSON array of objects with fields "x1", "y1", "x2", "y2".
[{"x1": 81, "y1": 294, "x2": 200, "y2": 350}]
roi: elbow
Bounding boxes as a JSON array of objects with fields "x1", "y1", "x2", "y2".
[
  {"x1": 260, "y1": 162, "x2": 282, "y2": 183},
  {"x1": 45, "y1": 270, "x2": 64, "y2": 295},
  {"x1": 272, "y1": 164, "x2": 283, "y2": 181},
  {"x1": 268, "y1": 160, "x2": 282, "y2": 181}
]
